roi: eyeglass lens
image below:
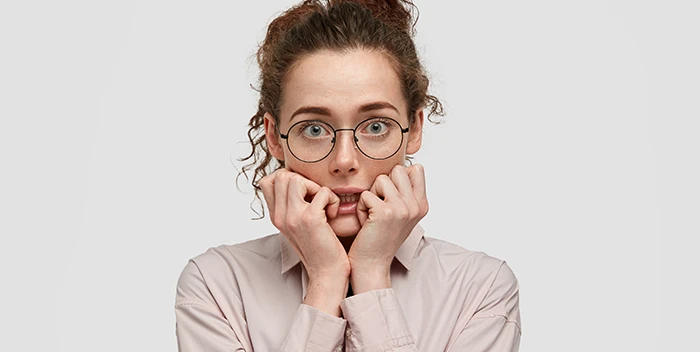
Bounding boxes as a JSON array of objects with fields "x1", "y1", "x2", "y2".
[{"x1": 285, "y1": 118, "x2": 404, "y2": 162}]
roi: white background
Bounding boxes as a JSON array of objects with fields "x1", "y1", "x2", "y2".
[{"x1": 0, "y1": 0, "x2": 696, "y2": 351}]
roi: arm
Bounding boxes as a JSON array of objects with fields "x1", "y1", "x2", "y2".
[
  {"x1": 338, "y1": 262, "x2": 522, "y2": 352},
  {"x1": 447, "y1": 261, "x2": 522, "y2": 351},
  {"x1": 340, "y1": 288, "x2": 418, "y2": 352},
  {"x1": 174, "y1": 259, "x2": 348, "y2": 352},
  {"x1": 340, "y1": 165, "x2": 426, "y2": 351},
  {"x1": 174, "y1": 260, "x2": 247, "y2": 351}
]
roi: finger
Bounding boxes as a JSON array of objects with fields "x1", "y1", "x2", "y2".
[
  {"x1": 259, "y1": 174, "x2": 277, "y2": 221},
  {"x1": 300, "y1": 175, "x2": 322, "y2": 199},
  {"x1": 287, "y1": 175, "x2": 320, "y2": 214},
  {"x1": 389, "y1": 165, "x2": 416, "y2": 202},
  {"x1": 407, "y1": 164, "x2": 428, "y2": 216},
  {"x1": 372, "y1": 174, "x2": 401, "y2": 203},
  {"x1": 406, "y1": 164, "x2": 427, "y2": 203},
  {"x1": 356, "y1": 190, "x2": 382, "y2": 225},
  {"x1": 273, "y1": 170, "x2": 292, "y2": 225},
  {"x1": 369, "y1": 182, "x2": 378, "y2": 199},
  {"x1": 357, "y1": 189, "x2": 383, "y2": 211},
  {"x1": 310, "y1": 187, "x2": 340, "y2": 219}
]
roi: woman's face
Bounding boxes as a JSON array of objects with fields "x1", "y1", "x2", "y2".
[{"x1": 264, "y1": 49, "x2": 423, "y2": 238}]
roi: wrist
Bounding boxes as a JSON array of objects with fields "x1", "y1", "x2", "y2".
[
  {"x1": 350, "y1": 264, "x2": 391, "y2": 295},
  {"x1": 303, "y1": 275, "x2": 349, "y2": 317}
]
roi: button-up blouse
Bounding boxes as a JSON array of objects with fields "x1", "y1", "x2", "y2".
[{"x1": 174, "y1": 224, "x2": 522, "y2": 351}]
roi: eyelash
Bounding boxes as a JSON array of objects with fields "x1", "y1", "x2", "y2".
[{"x1": 366, "y1": 117, "x2": 391, "y2": 124}]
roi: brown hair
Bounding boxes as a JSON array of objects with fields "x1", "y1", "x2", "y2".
[{"x1": 238, "y1": 0, "x2": 444, "y2": 218}]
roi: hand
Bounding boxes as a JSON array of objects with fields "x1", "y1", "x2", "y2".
[
  {"x1": 348, "y1": 164, "x2": 429, "y2": 293},
  {"x1": 260, "y1": 170, "x2": 351, "y2": 317},
  {"x1": 259, "y1": 169, "x2": 350, "y2": 282}
]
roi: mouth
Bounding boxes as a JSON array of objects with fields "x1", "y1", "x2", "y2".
[
  {"x1": 338, "y1": 193, "x2": 361, "y2": 204},
  {"x1": 332, "y1": 188, "x2": 364, "y2": 216}
]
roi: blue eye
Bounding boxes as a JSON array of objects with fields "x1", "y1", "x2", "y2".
[
  {"x1": 364, "y1": 121, "x2": 388, "y2": 134},
  {"x1": 302, "y1": 123, "x2": 328, "y2": 138}
]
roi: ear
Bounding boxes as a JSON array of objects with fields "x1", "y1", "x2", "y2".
[
  {"x1": 406, "y1": 109, "x2": 424, "y2": 154},
  {"x1": 263, "y1": 112, "x2": 285, "y2": 161}
]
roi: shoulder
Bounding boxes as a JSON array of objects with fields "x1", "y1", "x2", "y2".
[
  {"x1": 189, "y1": 233, "x2": 280, "y2": 270},
  {"x1": 420, "y1": 235, "x2": 519, "y2": 292},
  {"x1": 422, "y1": 236, "x2": 510, "y2": 273},
  {"x1": 175, "y1": 233, "x2": 282, "y2": 302},
  {"x1": 420, "y1": 235, "x2": 520, "y2": 322}
]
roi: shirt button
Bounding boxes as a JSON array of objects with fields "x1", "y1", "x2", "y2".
[
  {"x1": 345, "y1": 327, "x2": 352, "y2": 337},
  {"x1": 335, "y1": 345, "x2": 343, "y2": 352}
]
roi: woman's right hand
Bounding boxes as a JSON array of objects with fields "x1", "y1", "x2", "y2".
[{"x1": 259, "y1": 169, "x2": 350, "y2": 309}]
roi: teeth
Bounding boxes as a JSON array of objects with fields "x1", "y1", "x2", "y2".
[{"x1": 339, "y1": 193, "x2": 359, "y2": 204}]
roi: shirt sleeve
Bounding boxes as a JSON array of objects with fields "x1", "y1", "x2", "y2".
[
  {"x1": 339, "y1": 288, "x2": 418, "y2": 351},
  {"x1": 280, "y1": 304, "x2": 347, "y2": 351},
  {"x1": 174, "y1": 260, "x2": 247, "y2": 351},
  {"x1": 338, "y1": 261, "x2": 522, "y2": 352},
  {"x1": 448, "y1": 261, "x2": 522, "y2": 351},
  {"x1": 174, "y1": 259, "x2": 348, "y2": 352}
]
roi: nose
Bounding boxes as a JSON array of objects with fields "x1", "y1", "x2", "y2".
[{"x1": 329, "y1": 130, "x2": 359, "y2": 175}]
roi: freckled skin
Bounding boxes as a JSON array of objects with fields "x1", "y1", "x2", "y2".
[{"x1": 264, "y1": 49, "x2": 424, "y2": 241}]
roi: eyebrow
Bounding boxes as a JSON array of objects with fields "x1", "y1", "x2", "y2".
[{"x1": 289, "y1": 101, "x2": 399, "y2": 121}]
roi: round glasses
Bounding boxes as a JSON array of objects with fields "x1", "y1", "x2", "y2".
[{"x1": 278, "y1": 117, "x2": 410, "y2": 163}]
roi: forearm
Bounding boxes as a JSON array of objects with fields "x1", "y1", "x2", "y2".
[
  {"x1": 303, "y1": 275, "x2": 350, "y2": 317},
  {"x1": 340, "y1": 288, "x2": 418, "y2": 351},
  {"x1": 350, "y1": 263, "x2": 392, "y2": 294}
]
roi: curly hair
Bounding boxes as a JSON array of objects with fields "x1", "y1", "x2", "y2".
[{"x1": 237, "y1": 0, "x2": 444, "y2": 218}]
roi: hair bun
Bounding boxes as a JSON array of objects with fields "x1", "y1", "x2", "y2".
[{"x1": 332, "y1": 0, "x2": 417, "y2": 35}]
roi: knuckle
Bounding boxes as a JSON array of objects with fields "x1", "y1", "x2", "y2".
[
  {"x1": 287, "y1": 174, "x2": 300, "y2": 186},
  {"x1": 408, "y1": 204, "x2": 420, "y2": 218},
  {"x1": 289, "y1": 174, "x2": 307, "y2": 189},
  {"x1": 299, "y1": 212, "x2": 315, "y2": 227},
  {"x1": 278, "y1": 172, "x2": 291, "y2": 183},
  {"x1": 287, "y1": 218, "x2": 303, "y2": 233},
  {"x1": 397, "y1": 206, "x2": 410, "y2": 220},
  {"x1": 379, "y1": 207, "x2": 393, "y2": 218},
  {"x1": 377, "y1": 174, "x2": 391, "y2": 183},
  {"x1": 272, "y1": 215, "x2": 283, "y2": 229}
]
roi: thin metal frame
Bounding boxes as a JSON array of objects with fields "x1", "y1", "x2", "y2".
[{"x1": 278, "y1": 117, "x2": 410, "y2": 163}]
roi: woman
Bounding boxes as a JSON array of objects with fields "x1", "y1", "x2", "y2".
[{"x1": 174, "y1": 1, "x2": 521, "y2": 351}]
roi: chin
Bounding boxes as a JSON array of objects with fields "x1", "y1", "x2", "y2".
[{"x1": 329, "y1": 213, "x2": 361, "y2": 237}]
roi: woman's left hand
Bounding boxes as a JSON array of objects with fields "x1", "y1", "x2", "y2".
[{"x1": 348, "y1": 164, "x2": 429, "y2": 294}]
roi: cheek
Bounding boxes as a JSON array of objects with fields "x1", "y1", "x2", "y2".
[
  {"x1": 365, "y1": 156, "x2": 406, "y2": 178},
  {"x1": 285, "y1": 159, "x2": 325, "y2": 183}
]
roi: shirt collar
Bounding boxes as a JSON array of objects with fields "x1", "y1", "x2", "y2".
[{"x1": 279, "y1": 223, "x2": 425, "y2": 274}]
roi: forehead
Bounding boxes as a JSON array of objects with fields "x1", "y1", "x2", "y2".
[{"x1": 279, "y1": 49, "x2": 407, "y2": 123}]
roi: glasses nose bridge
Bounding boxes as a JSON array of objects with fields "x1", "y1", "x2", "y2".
[
  {"x1": 333, "y1": 128, "x2": 358, "y2": 143},
  {"x1": 331, "y1": 128, "x2": 358, "y2": 153}
]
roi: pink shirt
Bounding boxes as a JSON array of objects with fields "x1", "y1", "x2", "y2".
[{"x1": 174, "y1": 224, "x2": 522, "y2": 351}]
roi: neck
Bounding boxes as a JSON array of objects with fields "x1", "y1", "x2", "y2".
[{"x1": 338, "y1": 234, "x2": 357, "y2": 253}]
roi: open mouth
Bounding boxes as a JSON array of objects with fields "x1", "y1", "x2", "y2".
[{"x1": 338, "y1": 193, "x2": 360, "y2": 204}]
